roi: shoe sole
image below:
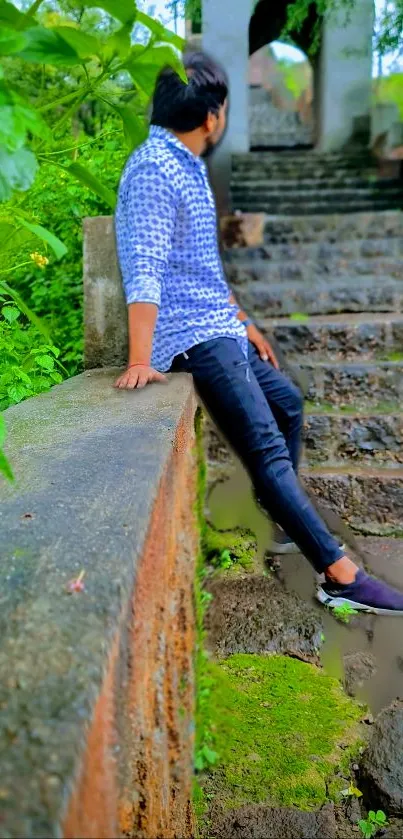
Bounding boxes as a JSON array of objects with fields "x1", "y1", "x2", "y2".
[
  {"x1": 268, "y1": 541, "x2": 300, "y2": 555},
  {"x1": 268, "y1": 542, "x2": 346, "y2": 557},
  {"x1": 316, "y1": 587, "x2": 403, "y2": 616}
]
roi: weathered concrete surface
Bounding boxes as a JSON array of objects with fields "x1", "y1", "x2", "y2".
[
  {"x1": 0, "y1": 371, "x2": 197, "y2": 839},
  {"x1": 83, "y1": 216, "x2": 127, "y2": 370},
  {"x1": 204, "y1": 573, "x2": 323, "y2": 661},
  {"x1": 207, "y1": 802, "x2": 337, "y2": 839},
  {"x1": 318, "y1": 0, "x2": 373, "y2": 151},
  {"x1": 304, "y1": 412, "x2": 403, "y2": 466},
  {"x1": 360, "y1": 700, "x2": 403, "y2": 816}
]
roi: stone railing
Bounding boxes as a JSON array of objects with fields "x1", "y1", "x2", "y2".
[{"x1": 0, "y1": 217, "x2": 198, "y2": 838}]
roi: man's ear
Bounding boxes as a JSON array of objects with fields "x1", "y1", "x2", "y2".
[{"x1": 204, "y1": 112, "x2": 217, "y2": 135}]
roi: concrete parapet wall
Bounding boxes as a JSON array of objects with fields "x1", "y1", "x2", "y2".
[{"x1": 0, "y1": 371, "x2": 197, "y2": 838}]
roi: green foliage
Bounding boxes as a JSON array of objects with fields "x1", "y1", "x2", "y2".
[
  {"x1": 0, "y1": 413, "x2": 14, "y2": 481},
  {"x1": 358, "y1": 810, "x2": 389, "y2": 838},
  {"x1": 0, "y1": 294, "x2": 63, "y2": 409},
  {"x1": 375, "y1": 73, "x2": 403, "y2": 119}
]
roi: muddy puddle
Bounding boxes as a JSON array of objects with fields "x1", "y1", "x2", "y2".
[{"x1": 208, "y1": 463, "x2": 403, "y2": 714}]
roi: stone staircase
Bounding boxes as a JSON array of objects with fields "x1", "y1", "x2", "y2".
[
  {"x1": 223, "y1": 161, "x2": 403, "y2": 537},
  {"x1": 231, "y1": 151, "x2": 403, "y2": 215}
]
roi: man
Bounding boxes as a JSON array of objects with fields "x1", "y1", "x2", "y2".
[{"x1": 115, "y1": 51, "x2": 403, "y2": 615}]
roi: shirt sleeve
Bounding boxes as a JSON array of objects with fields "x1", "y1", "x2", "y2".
[{"x1": 116, "y1": 161, "x2": 177, "y2": 307}]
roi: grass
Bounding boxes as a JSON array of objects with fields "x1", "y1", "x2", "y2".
[
  {"x1": 305, "y1": 399, "x2": 401, "y2": 415},
  {"x1": 198, "y1": 654, "x2": 363, "y2": 813}
]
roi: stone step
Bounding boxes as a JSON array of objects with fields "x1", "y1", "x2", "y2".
[
  {"x1": 232, "y1": 196, "x2": 403, "y2": 216},
  {"x1": 225, "y1": 249, "x2": 403, "y2": 281},
  {"x1": 260, "y1": 313, "x2": 403, "y2": 360},
  {"x1": 232, "y1": 151, "x2": 376, "y2": 168},
  {"x1": 302, "y1": 466, "x2": 403, "y2": 535},
  {"x1": 303, "y1": 410, "x2": 403, "y2": 467},
  {"x1": 223, "y1": 237, "x2": 403, "y2": 265},
  {"x1": 260, "y1": 210, "x2": 403, "y2": 244},
  {"x1": 231, "y1": 177, "x2": 402, "y2": 192},
  {"x1": 231, "y1": 277, "x2": 403, "y2": 317},
  {"x1": 300, "y1": 360, "x2": 403, "y2": 407}
]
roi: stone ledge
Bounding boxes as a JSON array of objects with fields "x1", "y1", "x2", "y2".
[{"x1": 0, "y1": 370, "x2": 197, "y2": 839}]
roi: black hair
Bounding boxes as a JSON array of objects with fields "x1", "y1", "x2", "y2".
[{"x1": 150, "y1": 51, "x2": 228, "y2": 132}]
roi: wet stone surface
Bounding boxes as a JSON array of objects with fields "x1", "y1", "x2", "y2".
[
  {"x1": 343, "y1": 652, "x2": 377, "y2": 697},
  {"x1": 204, "y1": 573, "x2": 323, "y2": 661},
  {"x1": 360, "y1": 700, "x2": 403, "y2": 816},
  {"x1": 206, "y1": 802, "x2": 337, "y2": 839}
]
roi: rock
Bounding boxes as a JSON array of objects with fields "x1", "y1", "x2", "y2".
[
  {"x1": 360, "y1": 699, "x2": 403, "y2": 815},
  {"x1": 343, "y1": 652, "x2": 377, "y2": 697},
  {"x1": 207, "y1": 802, "x2": 337, "y2": 839},
  {"x1": 204, "y1": 573, "x2": 323, "y2": 661}
]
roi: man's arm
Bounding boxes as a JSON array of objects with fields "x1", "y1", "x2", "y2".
[
  {"x1": 229, "y1": 292, "x2": 279, "y2": 369},
  {"x1": 114, "y1": 162, "x2": 177, "y2": 389}
]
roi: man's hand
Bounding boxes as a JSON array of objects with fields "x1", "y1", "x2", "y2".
[
  {"x1": 114, "y1": 364, "x2": 167, "y2": 390},
  {"x1": 246, "y1": 324, "x2": 280, "y2": 369}
]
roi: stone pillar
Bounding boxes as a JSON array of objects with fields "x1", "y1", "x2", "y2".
[
  {"x1": 318, "y1": 0, "x2": 374, "y2": 151},
  {"x1": 203, "y1": 0, "x2": 251, "y2": 213}
]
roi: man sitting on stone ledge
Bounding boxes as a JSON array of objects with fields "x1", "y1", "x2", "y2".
[{"x1": 114, "y1": 51, "x2": 403, "y2": 616}]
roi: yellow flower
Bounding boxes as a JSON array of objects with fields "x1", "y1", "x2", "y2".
[{"x1": 30, "y1": 252, "x2": 49, "y2": 269}]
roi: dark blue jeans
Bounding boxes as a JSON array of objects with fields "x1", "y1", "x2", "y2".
[{"x1": 172, "y1": 337, "x2": 344, "y2": 574}]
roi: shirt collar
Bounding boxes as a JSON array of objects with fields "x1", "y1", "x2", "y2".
[{"x1": 149, "y1": 124, "x2": 204, "y2": 168}]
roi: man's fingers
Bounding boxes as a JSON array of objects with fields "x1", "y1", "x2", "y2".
[
  {"x1": 264, "y1": 341, "x2": 280, "y2": 369},
  {"x1": 153, "y1": 371, "x2": 168, "y2": 383}
]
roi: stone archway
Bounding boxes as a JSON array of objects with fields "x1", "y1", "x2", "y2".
[{"x1": 249, "y1": 43, "x2": 314, "y2": 149}]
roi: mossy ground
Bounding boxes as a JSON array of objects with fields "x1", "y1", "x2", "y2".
[
  {"x1": 197, "y1": 654, "x2": 363, "y2": 818},
  {"x1": 203, "y1": 523, "x2": 256, "y2": 571},
  {"x1": 193, "y1": 410, "x2": 363, "y2": 833}
]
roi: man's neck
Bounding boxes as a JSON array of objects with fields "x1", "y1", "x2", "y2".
[{"x1": 171, "y1": 129, "x2": 204, "y2": 158}]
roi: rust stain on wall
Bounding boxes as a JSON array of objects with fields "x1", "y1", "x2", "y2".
[{"x1": 62, "y1": 391, "x2": 198, "y2": 839}]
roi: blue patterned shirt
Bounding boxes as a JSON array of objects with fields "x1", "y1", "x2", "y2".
[{"x1": 115, "y1": 125, "x2": 248, "y2": 371}]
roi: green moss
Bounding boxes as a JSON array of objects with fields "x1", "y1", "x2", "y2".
[
  {"x1": 305, "y1": 399, "x2": 401, "y2": 415},
  {"x1": 203, "y1": 523, "x2": 256, "y2": 571},
  {"x1": 199, "y1": 654, "x2": 363, "y2": 812}
]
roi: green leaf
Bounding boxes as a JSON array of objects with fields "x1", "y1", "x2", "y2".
[
  {"x1": 0, "y1": 0, "x2": 28, "y2": 29},
  {"x1": 36, "y1": 354, "x2": 54, "y2": 371},
  {"x1": 17, "y1": 218, "x2": 67, "y2": 260},
  {"x1": 78, "y1": 0, "x2": 137, "y2": 25},
  {"x1": 66, "y1": 162, "x2": 116, "y2": 209},
  {"x1": 0, "y1": 447, "x2": 14, "y2": 481},
  {"x1": 0, "y1": 413, "x2": 6, "y2": 447},
  {"x1": 126, "y1": 44, "x2": 186, "y2": 97},
  {"x1": 0, "y1": 281, "x2": 50, "y2": 339},
  {"x1": 2, "y1": 305, "x2": 20, "y2": 323},
  {"x1": 0, "y1": 25, "x2": 26, "y2": 55},
  {"x1": 7, "y1": 383, "x2": 28, "y2": 403},
  {"x1": 112, "y1": 102, "x2": 147, "y2": 150},
  {"x1": 0, "y1": 104, "x2": 51, "y2": 151},
  {"x1": 53, "y1": 26, "x2": 100, "y2": 60},
  {"x1": 0, "y1": 146, "x2": 38, "y2": 201},
  {"x1": 136, "y1": 10, "x2": 185, "y2": 51},
  {"x1": 103, "y1": 22, "x2": 131, "y2": 62},
  {"x1": 18, "y1": 25, "x2": 81, "y2": 66}
]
